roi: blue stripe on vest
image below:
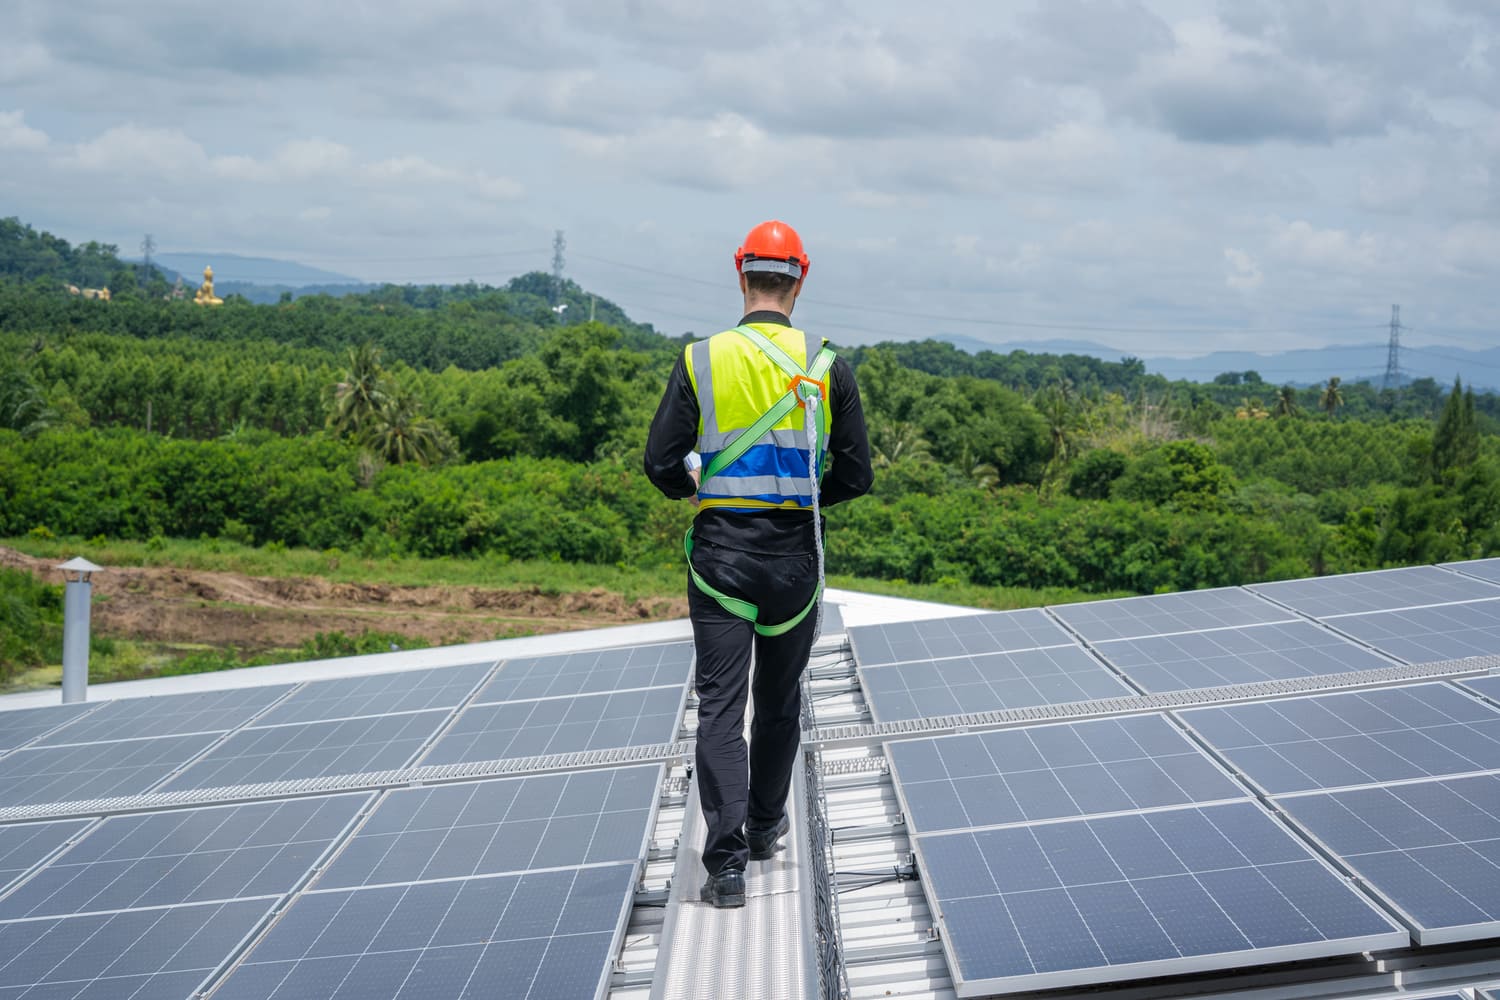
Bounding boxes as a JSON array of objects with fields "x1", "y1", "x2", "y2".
[{"x1": 700, "y1": 443, "x2": 822, "y2": 482}]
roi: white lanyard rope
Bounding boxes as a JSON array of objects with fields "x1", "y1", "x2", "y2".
[{"x1": 804, "y1": 393, "x2": 824, "y2": 645}]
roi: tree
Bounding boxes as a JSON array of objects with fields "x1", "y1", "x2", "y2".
[
  {"x1": 1235, "y1": 397, "x2": 1269, "y2": 420},
  {"x1": 1320, "y1": 377, "x2": 1344, "y2": 419},
  {"x1": 1273, "y1": 385, "x2": 1300, "y2": 418},
  {"x1": 358, "y1": 386, "x2": 454, "y2": 467},
  {"x1": 1430, "y1": 377, "x2": 1479, "y2": 481},
  {"x1": 327, "y1": 344, "x2": 392, "y2": 438},
  {"x1": 0, "y1": 364, "x2": 56, "y2": 437}
]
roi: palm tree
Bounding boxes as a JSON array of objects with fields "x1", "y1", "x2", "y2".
[
  {"x1": 0, "y1": 365, "x2": 57, "y2": 437},
  {"x1": 1033, "y1": 383, "x2": 1078, "y2": 466},
  {"x1": 1273, "y1": 385, "x2": 1300, "y2": 418},
  {"x1": 871, "y1": 419, "x2": 932, "y2": 468},
  {"x1": 359, "y1": 388, "x2": 454, "y2": 467},
  {"x1": 1319, "y1": 376, "x2": 1344, "y2": 419},
  {"x1": 327, "y1": 344, "x2": 392, "y2": 438}
]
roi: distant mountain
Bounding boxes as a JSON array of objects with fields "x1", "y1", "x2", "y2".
[
  {"x1": 936, "y1": 333, "x2": 1500, "y2": 391},
  {"x1": 152, "y1": 253, "x2": 360, "y2": 287}
]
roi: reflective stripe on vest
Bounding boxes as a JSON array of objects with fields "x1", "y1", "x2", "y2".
[{"x1": 686, "y1": 323, "x2": 833, "y2": 512}]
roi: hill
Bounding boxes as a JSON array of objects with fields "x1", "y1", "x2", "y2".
[{"x1": 151, "y1": 252, "x2": 360, "y2": 287}]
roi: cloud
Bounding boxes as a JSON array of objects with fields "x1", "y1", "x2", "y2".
[
  {"x1": 0, "y1": 110, "x2": 49, "y2": 151},
  {"x1": 0, "y1": 42, "x2": 52, "y2": 84},
  {"x1": 1224, "y1": 247, "x2": 1263, "y2": 290},
  {"x1": 69, "y1": 125, "x2": 209, "y2": 175},
  {"x1": 1269, "y1": 219, "x2": 1387, "y2": 273}
]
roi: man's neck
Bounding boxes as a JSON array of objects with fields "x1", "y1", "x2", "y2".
[{"x1": 742, "y1": 294, "x2": 793, "y2": 317}]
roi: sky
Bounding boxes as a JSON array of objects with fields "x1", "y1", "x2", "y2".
[{"x1": 2, "y1": 0, "x2": 1498, "y2": 365}]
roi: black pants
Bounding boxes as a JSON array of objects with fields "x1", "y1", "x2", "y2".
[{"x1": 689, "y1": 538, "x2": 819, "y2": 876}]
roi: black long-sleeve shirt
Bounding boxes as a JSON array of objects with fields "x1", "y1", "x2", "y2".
[{"x1": 644, "y1": 311, "x2": 874, "y2": 555}]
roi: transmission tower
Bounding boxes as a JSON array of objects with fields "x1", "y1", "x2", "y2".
[
  {"x1": 551, "y1": 230, "x2": 566, "y2": 307},
  {"x1": 140, "y1": 233, "x2": 156, "y2": 282},
  {"x1": 1382, "y1": 304, "x2": 1401, "y2": 390}
]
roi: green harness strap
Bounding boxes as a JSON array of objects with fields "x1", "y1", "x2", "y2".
[{"x1": 688, "y1": 326, "x2": 836, "y2": 637}]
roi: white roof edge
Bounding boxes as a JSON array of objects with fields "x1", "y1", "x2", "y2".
[{"x1": 0, "y1": 589, "x2": 981, "y2": 711}]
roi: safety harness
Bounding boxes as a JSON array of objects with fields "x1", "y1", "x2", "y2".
[{"x1": 685, "y1": 324, "x2": 837, "y2": 638}]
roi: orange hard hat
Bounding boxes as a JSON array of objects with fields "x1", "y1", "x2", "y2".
[{"x1": 735, "y1": 220, "x2": 809, "y2": 281}]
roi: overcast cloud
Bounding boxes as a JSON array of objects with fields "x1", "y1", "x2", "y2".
[{"x1": 2, "y1": 0, "x2": 1497, "y2": 364}]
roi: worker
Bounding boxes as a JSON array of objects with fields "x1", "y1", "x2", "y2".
[{"x1": 644, "y1": 221, "x2": 873, "y2": 908}]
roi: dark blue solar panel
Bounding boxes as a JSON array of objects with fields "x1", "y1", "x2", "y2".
[
  {"x1": 888, "y1": 715, "x2": 1245, "y2": 834},
  {"x1": 422, "y1": 687, "x2": 684, "y2": 766},
  {"x1": 917, "y1": 801, "x2": 1406, "y2": 994},
  {"x1": 318, "y1": 765, "x2": 660, "y2": 890},
  {"x1": 0, "y1": 794, "x2": 367, "y2": 920},
  {"x1": 0, "y1": 898, "x2": 268, "y2": 999},
  {"x1": 1464, "y1": 674, "x2": 1500, "y2": 705},
  {"x1": 1444, "y1": 558, "x2": 1500, "y2": 585},
  {"x1": 1277, "y1": 773, "x2": 1500, "y2": 945},
  {"x1": 1180, "y1": 683, "x2": 1500, "y2": 794},
  {"x1": 162, "y1": 711, "x2": 447, "y2": 791},
  {"x1": 0, "y1": 819, "x2": 90, "y2": 892},
  {"x1": 33, "y1": 686, "x2": 295, "y2": 746},
  {"x1": 1249, "y1": 566, "x2": 1500, "y2": 618},
  {"x1": 0, "y1": 703, "x2": 96, "y2": 753},
  {"x1": 212, "y1": 864, "x2": 637, "y2": 1000},
  {"x1": 1049, "y1": 588, "x2": 1293, "y2": 642},
  {"x1": 1326, "y1": 600, "x2": 1500, "y2": 664},
  {"x1": 849, "y1": 610, "x2": 1073, "y2": 668},
  {"x1": 0, "y1": 733, "x2": 220, "y2": 807},
  {"x1": 252, "y1": 662, "x2": 493, "y2": 727},
  {"x1": 860, "y1": 645, "x2": 1133, "y2": 722},
  {"x1": 475, "y1": 643, "x2": 692, "y2": 704},
  {"x1": 1093, "y1": 621, "x2": 1394, "y2": 693}
]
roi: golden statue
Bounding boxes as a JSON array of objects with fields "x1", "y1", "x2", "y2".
[{"x1": 194, "y1": 265, "x2": 223, "y2": 306}]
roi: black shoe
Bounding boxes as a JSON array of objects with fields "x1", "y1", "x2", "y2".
[
  {"x1": 747, "y1": 815, "x2": 790, "y2": 861},
  {"x1": 700, "y1": 869, "x2": 746, "y2": 908}
]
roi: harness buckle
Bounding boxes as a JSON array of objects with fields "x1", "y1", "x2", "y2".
[{"x1": 788, "y1": 374, "x2": 826, "y2": 408}]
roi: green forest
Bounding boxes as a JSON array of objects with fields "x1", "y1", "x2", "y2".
[{"x1": 4, "y1": 216, "x2": 1499, "y2": 677}]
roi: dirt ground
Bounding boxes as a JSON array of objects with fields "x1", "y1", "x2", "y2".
[{"x1": 0, "y1": 546, "x2": 688, "y2": 653}]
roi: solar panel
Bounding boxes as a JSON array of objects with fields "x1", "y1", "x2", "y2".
[
  {"x1": 213, "y1": 863, "x2": 640, "y2": 1000},
  {"x1": 887, "y1": 715, "x2": 1246, "y2": 834},
  {"x1": 0, "y1": 897, "x2": 271, "y2": 999},
  {"x1": 1091, "y1": 620, "x2": 1395, "y2": 693},
  {"x1": 1277, "y1": 773, "x2": 1500, "y2": 945},
  {"x1": 318, "y1": 764, "x2": 661, "y2": 890},
  {"x1": 1179, "y1": 683, "x2": 1500, "y2": 795},
  {"x1": 848, "y1": 610, "x2": 1073, "y2": 669},
  {"x1": 1321, "y1": 599, "x2": 1500, "y2": 664},
  {"x1": 251, "y1": 662, "x2": 494, "y2": 728},
  {"x1": 0, "y1": 819, "x2": 90, "y2": 892},
  {"x1": 860, "y1": 646, "x2": 1134, "y2": 723},
  {"x1": 0, "y1": 794, "x2": 368, "y2": 921},
  {"x1": 31, "y1": 685, "x2": 295, "y2": 746},
  {"x1": 1463, "y1": 675, "x2": 1500, "y2": 705},
  {"x1": 1049, "y1": 588, "x2": 1294, "y2": 642},
  {"x1": 0, "y1": 732, "x2": 221, "y2": 807},
  {"x1": 1249, "y1": 566, "x2": 1500, "y2": 619},
  {"x1": 0, "y1": 702, "x2": 96, "y2": 754},
  {"x1": 474, "y1": 643, "x2": 692, "y2": 705},
  {"x1": 1445, "y1": 558, "x2": 1500, "y2": 584},
  {"x1": 915, "y1": 800, "x2": 1407, "y2": 995},
  {"x1": 422, "y1": 687, "x2": 686, "y2": 766},
  {"x1": 161, "y1": 711, "x2": 449, "y2": 791}
]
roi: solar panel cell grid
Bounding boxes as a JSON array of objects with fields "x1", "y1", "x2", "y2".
[
  {"x1": 162, "y1": 711, "x2": 448, "y2": 792},
  {"x1": 888, "y1": 714, "x2": 1246, "y2": 834},
  {"x1": 1092, "y1": 621, "x2": 1394, "y2": 693},
  {"x1": 475, "y1": 643, "x2": 693, "y2": 705},
  {"x1": 1048, "y1": 588, "x2": 1293, "y2": 642},
  {"x1": 1249, "y1": 566, "x2": 1500, "y2": 619},
  {"x1": 318, "y1": 765, "x2": 659, "y2": 890},
  {"x1": 33, "y1": 686, "x2": 296, "y2": 746},
  {"x1": 1464, "y1": 675, "x2": 1500, "y2": 705},
  {"x1": 1277, "y1": 773, "x2": 1500, "y2": 944},
  {"x1": 1444, "y1": 558, "x2": 1500, "y2": 584},
  {"x1": 0, "y1": 703, "x2": 96, "y2": 754},
  {"x1": 0, "y1": 732, "x2": 221, "y2": 808},
  {"x1": 1327, "y1": 600, "x2": 1500, "y2": 664},
  {"x1": 0, "y1": 819, "x2": 90, "y2": 893},
  {"x1": 0, "y1": 794, "x2": 368, "y2": 921},
  {"x1": 251, "y1": 663, "x2": 493, "y2": 728},
  {"x1": 860, "y1": 646, "x2": 1134, "y2": 722},
  {"x1": 848, "y1": 610, "x2": 1073, "y2": 669},
  {"x1": 1180, "y1": 683, "x2": 1500, "y2": 795},
  {"x1": 422, "y1": 687, "x2": 685, "y2": 766},
  {"x1": 917, "y1": 801, "x2": 1406, "y2": 994}
]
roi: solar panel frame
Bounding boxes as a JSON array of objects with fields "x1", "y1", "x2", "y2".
[
  {"x1": 0, "y1": 818, "x2": 92, "y2": 894},
  {"x1": 0, "y1": 702, "x2": 99, "y2": 755},
  {"x1": 858, "y1": 645, "x2": 1137, "y2": 723},
  {"x1": 1443, "y1": 558, "x2": 1500, "y2": 585},
  {"x1": 473, "y1": 643, "x2": 693, "y2": 706},
  {"x1": 1320, "y1": 599, "x2": 1500, "y2": 665},
  {"x1": 1274, "y1": 773, "x2": 1500, "y2": 946},
  {"x1": 420, "y1": 685, "x2": 689, "y2": 767},
  {"x1": 885, "y1": 714, "x2": 1250, "y2": 836},
  {"x1": 250, "y1": 662, "x2": 496, "y2": 728},
  {"x1": 910, "y1": 799, "x2": 1409, "y2": 996},
  {"x1": 0, "y1": 731, "x2": 223, "y2": 808},
  {"x1": 31, "y1": 685, "x2": 297, "y2": 746},
  {"x1": 1176, "y1": 682, "x2": 1500, "y2": 796},
  {"x1": 1090, "y1": 620, "x2": 1398, "y2": 693},
  {"x1": 1462, "y1": 674, "x2": 1500, "y2": 707},
  {"x1": 1048, "y1": 587, "x2": 1296, "y2": 642},
  {"x1": 848, "y1": 610, "x2": 1076, "y2": 669},
  {"x1": 1248, "y1": 566, "x2": 1500, "y2": 619},
  {"x1": 314, "y1": 764, "x2": 663, "y2": 891}
]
